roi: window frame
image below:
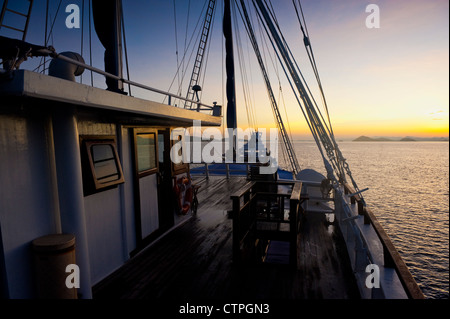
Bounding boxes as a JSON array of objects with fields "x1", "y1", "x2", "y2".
[
  {"x1": 133, "y1": 128, "x2": 159, "y2": 178},
  {"x1": 80, "y1": 135, "x2": 125, "y2": 196},
  {"x1": 171, "y1": 133, "x2": 189, "y2": 176}
]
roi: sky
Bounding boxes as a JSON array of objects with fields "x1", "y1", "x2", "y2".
[{"x1": 1, "y1": 0, "x2": 448, "y2": 139}]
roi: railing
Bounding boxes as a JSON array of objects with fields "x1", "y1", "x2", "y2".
[
  {"x1": 190, "y1": 163, "x2": 279, "y2": 180},
  {"x1": 190, "y1": 163, "x2": 249, "y2": 179},
  {"x1": 230, "y1": 180, "x2": 302, "y2": 268},
  {"x1": 37, "y1": 49, "x2": 220, "y2": 114},
  {"x1": 343, "y1": 183, "x2": 425, "y2": 299}
]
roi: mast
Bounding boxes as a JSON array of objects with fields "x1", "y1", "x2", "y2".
[{"x1": 223, "y1": 0, "x2": 237, "y2": 131}]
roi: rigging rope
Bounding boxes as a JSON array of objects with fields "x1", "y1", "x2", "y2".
[
  {"x1": 88, "y1": 0, "x2": 93, "y2": 86},
  {"x1": 183, "y1": 0, "x2": 191, "y2": 78},
  {"x1": 293, "y1": 0, "x2": 365, "y2": 202},
  {"x1": 35, "y1": 0, "x2": 62, "y2": 74},
  {"x1": 164, "y1": 0, "x2": 209, "y2": 105},
  {"x1": 237, "y1": 0, "x2": 300, "y2": 174},
  {"x1": 173, "y1": 0, "x2": 181, "y2": 93},
  {"x1": 80, "y1": 0, "x2": 84, "y2": 83},
  {"x1": 253, "y1": 0, "x2": 366, "y2": 205},
  {"x1": 232, "y1": 1, "x2": 257, "y2": 131}
]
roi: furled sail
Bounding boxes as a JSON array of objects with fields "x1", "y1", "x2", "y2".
[
  {"x1": 223, "y1": 0, "x2": 237, "y2": 130},
  {"x1": 92, "y1": 0, "x2": 124, "y2": 93}
]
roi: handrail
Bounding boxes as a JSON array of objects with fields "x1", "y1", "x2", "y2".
[
  {"x1": 230, "y1": 181, "x2": 255, "y2": 199},
  {"x1": 45, "y1": 50, "x2": 215, "y2": 111},
  {"x1": 190, "y1": 163, "x2": 250, "y2": 178},
  {"x1": 343, "y1": 183, "x2": 425, "y2": 299}
]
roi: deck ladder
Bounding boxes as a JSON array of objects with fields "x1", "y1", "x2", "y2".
[
  {"x1": 184, "y1": 0, "x2": 216, "y2": 110},
  {"x1": 0, "y1": 0, "x2": 34, "y2": 41}
]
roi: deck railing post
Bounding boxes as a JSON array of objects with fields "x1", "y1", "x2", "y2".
[
  {"x1": 383, "y1": 245, "x2": 395, "y2": 268},
  {"x1": 289, "y1": 199, "x2": 297, "y2": 269},
  {"x1": 363, "y1": 207, "x2": 371, "y2": 225},
  {"x1": 232, "y1": 195, "x2": 241, "y2": 265},
  {"x1": 289, "y1": 182, "x2": 302, "y2": 269}
]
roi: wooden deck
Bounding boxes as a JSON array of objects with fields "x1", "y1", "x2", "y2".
[{"x1": 92, "y1": 176, "x2": 360, "y2": 299}]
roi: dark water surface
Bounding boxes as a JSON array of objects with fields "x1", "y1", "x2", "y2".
[{"x1": 284, "y1": 141, "x2": 449, "y2": 299}]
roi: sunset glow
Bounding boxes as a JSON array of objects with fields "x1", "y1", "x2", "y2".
[{"x1": 4, "y1": 0, "x2": 448, "y2": 139}]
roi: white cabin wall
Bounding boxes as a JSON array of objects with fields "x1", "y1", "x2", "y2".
[
  {"x1": 84, "y1": 188, "x2": 124, "y2": 284},
  {"x1": 0, "y1": 113, "x2": 57, "y2": 298},
  {"x1": 78, "y1": 120, "x2": 129, "y2": 285}
]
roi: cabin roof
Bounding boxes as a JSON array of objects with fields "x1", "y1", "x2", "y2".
[{"x1": 0, "y1": 70, "x2": 222, "y2": 127}]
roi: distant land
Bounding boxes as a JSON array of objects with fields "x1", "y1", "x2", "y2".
[{"x1": 353, "y1": 135, "x2": 449, "y2": 142}]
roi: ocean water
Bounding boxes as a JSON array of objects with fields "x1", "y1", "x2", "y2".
[{"x1": 280, "y1": 141, "x2": 449, "y2": 299}]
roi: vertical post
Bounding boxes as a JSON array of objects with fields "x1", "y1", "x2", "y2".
[
  {"x1": 45, "y1": 115, "x2": 62, "y2": 234},
  {"x1": 289, "y1": 198, "x2": 297, "y2": 269},
  {"x1": 363, "y1": 207, "x2": 371, "y2": 225},
  {"x1": 52, "y1": 107, "x2": 92, "y2": 299},
  {"x1": 231, "y1": 195, "x2": 241, "y2": 264},
  {"x1": 224, "y1": 0, "x2": 237, "y2": 148},
  {"x1": 357, "y1": 200, "x2": 364, "y2": 215},
  {"x1": 383, "y1": 245, "x2": 395, "y2": 268},
  {"x1": 289, "y1": 182, "x2": 301, "y2": 269}
]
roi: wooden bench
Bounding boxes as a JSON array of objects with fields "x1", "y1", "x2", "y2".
[{"x1": 230, "y1": 181, "x2": 302, "y2": 268}]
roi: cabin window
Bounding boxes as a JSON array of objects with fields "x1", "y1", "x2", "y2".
[
  {"x1": 80, "y1": 136, "x2": 125, "y2": 196},
  {"x1": 171, "y1": 129, "x2": 189, "y2": 175},
  {"x1": 91, "y1": 144, "x2": 121, "y2": 182},
  {"x1": 134, "y1": 130, "x2": 158, "y2": 176}
]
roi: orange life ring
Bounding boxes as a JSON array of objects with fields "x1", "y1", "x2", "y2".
[{"x1": 173, "y1": 176, "x2": 192, "y2": 215}]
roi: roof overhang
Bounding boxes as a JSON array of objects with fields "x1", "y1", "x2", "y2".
[{"x1": 0, "y1": 70, "x2": 222, "y2": 127}]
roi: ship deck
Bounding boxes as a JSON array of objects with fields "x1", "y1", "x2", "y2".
[{"x1": 92, "y1": 176, "x2": 360, "y2": 299}]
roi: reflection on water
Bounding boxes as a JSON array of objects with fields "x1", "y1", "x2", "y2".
[{"x1": 281, "y1": 141, "x2": 449, "y2": 299}]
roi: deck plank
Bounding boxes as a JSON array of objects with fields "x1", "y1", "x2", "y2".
[{"x1": 92, "y1": 176, "x2": 359, "y2": 299}]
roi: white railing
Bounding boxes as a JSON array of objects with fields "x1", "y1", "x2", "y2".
[{"x1": 43, "y1": 49, "x2": 219, "y2": 114}]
